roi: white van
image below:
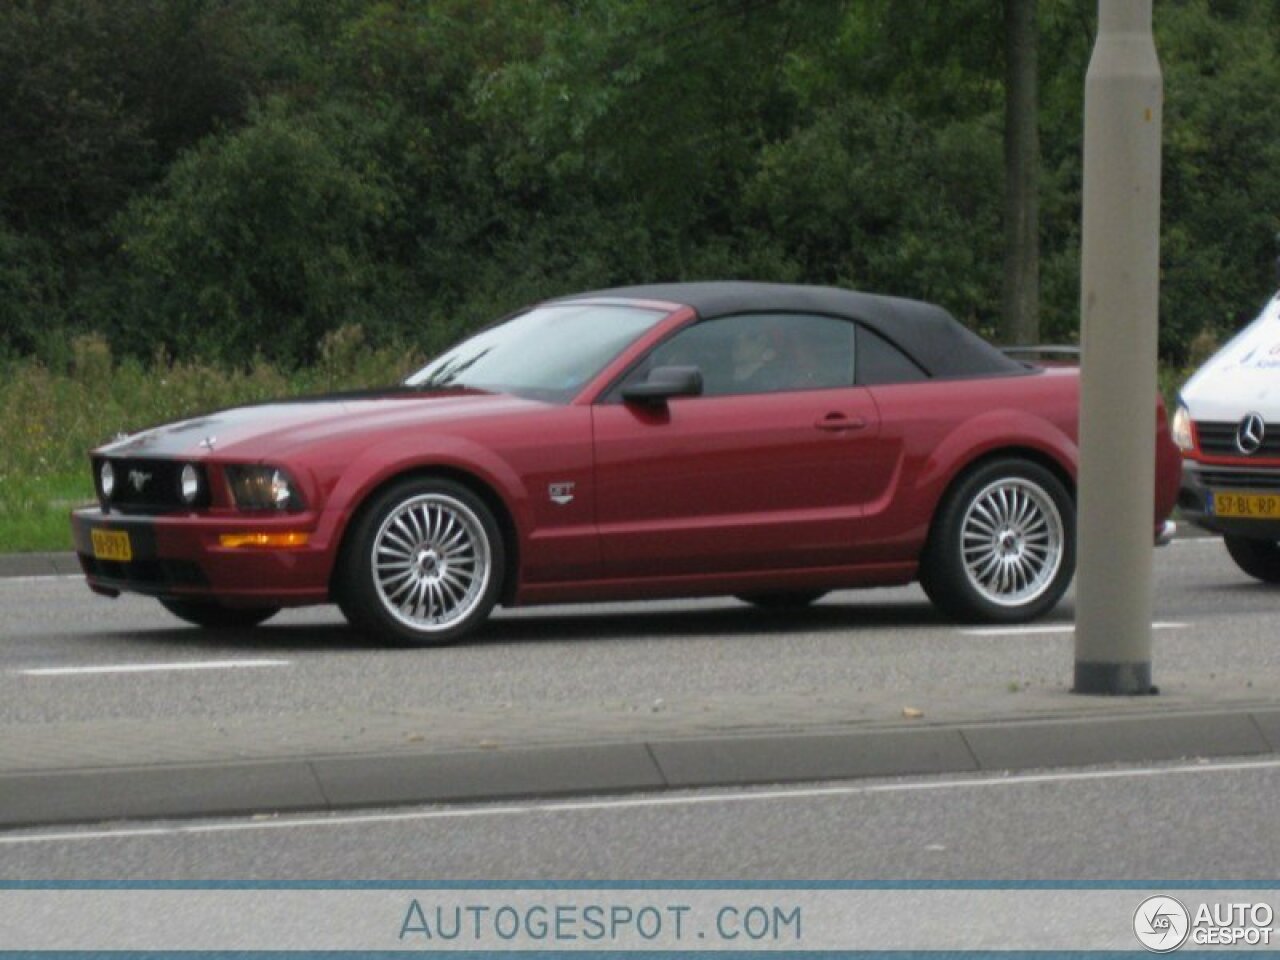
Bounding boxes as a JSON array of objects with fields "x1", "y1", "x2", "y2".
[{"x1": 1174, "y1": 290, "x2": 1280, "y2": 581}]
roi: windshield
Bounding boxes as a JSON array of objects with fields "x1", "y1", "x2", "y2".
[{"x1": 404, "y1": 303, "x2": 667, "y2": 401}]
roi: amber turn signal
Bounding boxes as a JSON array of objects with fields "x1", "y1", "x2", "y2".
[{"x1": 218, "y1": 532, "x2": 310, "y2": 549}]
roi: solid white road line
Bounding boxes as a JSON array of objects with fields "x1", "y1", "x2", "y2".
[
  {"x1": 16, "y1": 659, "x2": 290, "y2": 677},
  {"x1": 961, "y1": 622, "x2": 1187, "y2": 637},
  {"x1": 2, "y1": 755, "x2": 1278, "y2": 846}
]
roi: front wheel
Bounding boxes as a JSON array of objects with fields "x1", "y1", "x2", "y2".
[
  {"x1": 920, "y1": 459, "x2": 1075, "y2": 623},
  {"x1": 158, "y1": 598, "x2": 279, "y2": 629},
  {"x1": 336, "y1": 477, "x2": 504, "y2": 646},
  {"x1": 1224, "y1": 535, "x2": 1280, "y2": 583}
]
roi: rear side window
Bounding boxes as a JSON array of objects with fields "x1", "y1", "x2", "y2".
[{"x1": 857, "y1": 326, "x2": 928, "y2": 385}]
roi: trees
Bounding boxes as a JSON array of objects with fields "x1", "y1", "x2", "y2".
[
  {"x1": 115, "y1": 99, "x2": 410, "y2": 364},
  {"x1": 1157, "y1": 0, "x2": 1280, "y2": 357},
  {"x1": 1002, "y1": 0, "x2": 1040, "y2": 346},
  {"x1": 0, "y1": 0, "x2": 1274, "y2": 366}
]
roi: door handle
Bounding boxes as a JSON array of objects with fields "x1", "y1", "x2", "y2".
[{"x1": 814, "y1": 413, "x2": 868, "y2": 432}]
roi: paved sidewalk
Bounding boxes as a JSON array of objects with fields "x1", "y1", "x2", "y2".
[
  {"x1": 1, "y1": 674, "x2": 1277, "y2": 828},
  {"x1": 2, "y1": 547, "x2": 1277, "y2": 830}
]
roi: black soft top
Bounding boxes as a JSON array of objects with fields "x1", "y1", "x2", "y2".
[{"x1": 553, "y1": 281, "x2": 1025, "y2": 379}]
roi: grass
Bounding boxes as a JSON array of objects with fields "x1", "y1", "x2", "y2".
[
  {"x1": 0, "y1": 327, "x2": 422, "y2": 553},
  {"x1": 0, "y1": 472, "x2": 93, "y2": 553},
  {"x1": 0, "y1": 330, "x2": 1195, "y2": 554}
]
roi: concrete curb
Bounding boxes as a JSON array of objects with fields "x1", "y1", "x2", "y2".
[
  {"x1": 0, "y1": 552, "x2": 81, "y2": 578},
  {"x1": 2, "y1": 707, "x2": 1276, "y2": 830}
]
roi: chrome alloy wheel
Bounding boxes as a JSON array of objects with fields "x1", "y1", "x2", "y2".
[
  {"x1": 370, "y1": 493, "x2": 492, "y2": 633},
  {"x1": 960, "y1": 477, "x2": 1065, "y2": 608}
]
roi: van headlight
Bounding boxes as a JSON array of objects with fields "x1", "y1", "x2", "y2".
[
  {"x1": 225, "y1": 465, "x2": 304, "y2": 511},
  {"x1": 1171, "y1": 403, "x2": 1194, "y2": 452}
]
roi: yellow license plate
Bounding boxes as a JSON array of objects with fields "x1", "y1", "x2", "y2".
[
  {"x1": 1212, "y1": 492, "x2": 1280, "y2": 519},
  {"x1": 90, "y1": 529, "x2": 132, "y2": 562}
]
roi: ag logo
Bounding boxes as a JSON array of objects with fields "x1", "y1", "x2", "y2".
[{"x1": 1134, "y1": 895, "x2": 1190, "y2": 953}]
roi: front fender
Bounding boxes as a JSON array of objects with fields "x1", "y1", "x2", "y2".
[{"x1": 315, "y1": 434, "x2": 531, "y2": 573}]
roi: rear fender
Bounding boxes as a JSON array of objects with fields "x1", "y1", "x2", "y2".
[{"x1": 917, "y1": 411, "x2": 1078, "y2": 512}]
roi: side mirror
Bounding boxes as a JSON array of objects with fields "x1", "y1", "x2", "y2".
[{"x1": 621, "y1": 365, "x2": 704, "y2": 405}]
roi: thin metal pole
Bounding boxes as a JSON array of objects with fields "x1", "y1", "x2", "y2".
[{"x1": 1073, "y1": 0, "x2": 1163, "y2": 695}]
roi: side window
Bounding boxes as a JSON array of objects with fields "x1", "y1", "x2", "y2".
[
  {"x1": 641, "y1": 313, "x2": 856, "y2": 397},
  {"x1": 856, "y1": 326, "x2": 928, "y2": 385}
]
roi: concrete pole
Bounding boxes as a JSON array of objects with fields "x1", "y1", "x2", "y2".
[{"x1": 1073, "y1": 0, "x2": 1162, "y2": 695}]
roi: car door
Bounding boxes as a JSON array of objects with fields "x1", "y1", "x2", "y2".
[{"x1": 591, "y1": 312, "x2": 895, "y2": 579}]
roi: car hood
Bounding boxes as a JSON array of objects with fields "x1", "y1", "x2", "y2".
[
  {"x1": 98, "y1": 389, "x2": 546, "y2": 460},
  {"x1": 1182, "y1": 293, "x2": 1280, "y2": 420}
]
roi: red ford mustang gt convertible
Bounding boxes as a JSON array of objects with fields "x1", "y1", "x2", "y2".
[{"x1": 71, "y1": 283, "x2": 1181, "y2": 644}]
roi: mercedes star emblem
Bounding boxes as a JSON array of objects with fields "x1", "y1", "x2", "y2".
[{"x1": 1236, "y1": 412, "x2": 1266, "y2": 455}]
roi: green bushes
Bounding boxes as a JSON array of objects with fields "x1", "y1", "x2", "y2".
[
  {"x1": 115, "y1": 99, "x2": 415, "y2": 365},
  {"x1": 1, "y1": 1, "x2": 1278, "y2": 370}
]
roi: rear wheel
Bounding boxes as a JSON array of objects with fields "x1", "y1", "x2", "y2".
[
  {"x1": 336, "y1": 477, "x2": 504, "y2": 646},
  {"x1": 736, "y1": 591, "x2": 827, "y2": 609},
  {"x1": 158, "y1": 598, "x2": 279, "y2": 629},
  {"x1": 920, "y1": 458, "x2": 1075, "y2": 623},
  {"x1": 1224, "y1": 535, "x2": 1280, "y2": 583}
]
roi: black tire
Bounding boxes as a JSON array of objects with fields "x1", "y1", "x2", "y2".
[
  {"x1": 158, "y1": 598, "x2": 279, "y2": 629},
  {"x1": 336, "y1": 477, "x2": 504, "y2": 646},
  {"x1": 920, "y1": 458, "x2": 1075, "y2": 624},
  {"x1": 736, "y1": 591, "x2": 828, "y2": 609},
  {"x1": 1224, "y1": 535, "x2": 1280, "y2": 583}
]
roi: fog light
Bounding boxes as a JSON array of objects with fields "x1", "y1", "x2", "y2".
[
  {"x1": 100, "y1": 461, "x2": 115, "y2": 498},
  {"x1": 219, "y1": 532, "x2": 310, "y2": 549},
  {"x1": 180, "y1": 464, "x2": 201, "y2": 504}
]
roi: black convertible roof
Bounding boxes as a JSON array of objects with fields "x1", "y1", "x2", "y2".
[{"x1": 553, "y1": 281, "x2": 1025, "y2": 378}]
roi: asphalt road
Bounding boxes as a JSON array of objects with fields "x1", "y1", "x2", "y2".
[
  {"x1": 3, "y1": 756, "x2": 1278, "y2": 879},
  {"x1": 0, "y1": 537, "x2": 1274, "y2": 728},
  {"x1": 2, "y1": 536, "x2": 1279, "y2": 879}
]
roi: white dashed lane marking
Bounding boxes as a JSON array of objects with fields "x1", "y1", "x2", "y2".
[
  {"x1": 15, "y1": 659, "x2": 291, "y2": 677},
  {"x1": 960, "y1": 622, "x2": 1187, "y2": 637}
]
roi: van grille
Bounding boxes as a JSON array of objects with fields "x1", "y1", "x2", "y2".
[
  {"x1": 1195, "y1": 467, "x2": 1280, "y2": 492},
  {"x1": 1195, "y1": 420, "x2": 1280, "y2": 457}
]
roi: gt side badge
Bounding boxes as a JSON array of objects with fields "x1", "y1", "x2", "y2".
[{"x1": 548, "y1": 482, "x2": 575, "y2": 506}]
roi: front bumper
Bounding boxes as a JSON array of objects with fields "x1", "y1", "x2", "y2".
[
  {"x1": 70, "y1": 507, "x2": 335, "y2": 606},
  {"x1": 1177, "y1": 460, "x2": 1280, "y2": 539}
]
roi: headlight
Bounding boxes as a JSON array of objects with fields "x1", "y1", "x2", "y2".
[
  {"x1": 100, "y1": 461, "x2": 115, "y2": 498},
  {"x1": 225, "y1": 465, "x2": 304, "y2": 511},
  {"x1": 180, "y1": 464, "x2": 201, "y2": 505},
  {"x1": 1171, "y1": 403, "x2": 1194, "y2": 452}
]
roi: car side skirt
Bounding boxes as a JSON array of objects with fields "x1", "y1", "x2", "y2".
[{"x1": 511, "y1": 561, "x2": 917, "y2": 606}]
